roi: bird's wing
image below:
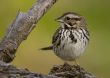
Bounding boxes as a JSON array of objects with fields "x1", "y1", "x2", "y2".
[
  {"x1": 52, "y1": 27, "x2": 62, "y2": 46},
  {"x1": 40, "y1": 27, "x2": 61, "y2": 50}
]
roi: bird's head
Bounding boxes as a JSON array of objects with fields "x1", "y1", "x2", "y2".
[{"x1": 56, "y1": 12, "x2": 86, "y2": 29}]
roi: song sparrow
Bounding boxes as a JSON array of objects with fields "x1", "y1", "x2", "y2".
[{"x1": 41, "y1": 12, "x2": 90, "y2": 63}]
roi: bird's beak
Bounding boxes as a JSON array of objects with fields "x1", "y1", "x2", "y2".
[{"x1": 55, "y1": 19, "x2": 64, "y2": 23}]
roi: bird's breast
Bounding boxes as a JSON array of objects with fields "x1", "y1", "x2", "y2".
[{"x1": 54, "y1": 29, "x2": 89, "y2": 61}]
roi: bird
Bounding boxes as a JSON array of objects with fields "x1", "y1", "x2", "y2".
[{"x1": 40, "y1": 12, "x2": 90, "y2": 64}]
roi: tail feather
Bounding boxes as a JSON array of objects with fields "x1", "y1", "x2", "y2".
[{"x1": 40, "y1": 46, "x2": 53, "y2": 50}]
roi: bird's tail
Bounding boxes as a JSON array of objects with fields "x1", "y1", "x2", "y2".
[{"x1": 40, "y1": 46, "x2": 53, "y2": 50}]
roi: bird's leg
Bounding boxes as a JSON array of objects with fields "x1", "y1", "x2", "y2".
[
  {"x1": 74, "y1": 59, "x2": 79, "y2": 66},
  {"x1": 74, "y1": 59, "x2": 82, "y2": 74},
  {"x1": 74, "y1": 59, "x2": 81, "y2": 71}
]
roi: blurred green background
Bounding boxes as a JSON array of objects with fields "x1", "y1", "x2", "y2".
[{"x1": 0, "y1": 0, "x2": 110, "y2": 78}]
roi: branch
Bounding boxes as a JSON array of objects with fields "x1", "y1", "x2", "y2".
[
  {"x1": 0, "y1": 0, "x2": 57, "y2": 63},
  {"x1": 0, "y1": 61, "x2": 97, "y2": 78},
  {"x1": 50, "y1": 63, "x2": 97, "y2": 78},
  {"x1": 0, "y1": 61, "x2": 58, "y2": 78}
]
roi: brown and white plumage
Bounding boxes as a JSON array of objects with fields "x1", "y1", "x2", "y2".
[{"x1": 41, "y1": 12, "x2": 90, "y2": 62}]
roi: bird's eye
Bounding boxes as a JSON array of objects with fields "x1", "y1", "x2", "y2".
[
  {"x1": 66, "y1": 17, "x2": 70, "y2": 20},
  {"x1": 74, "y1": 18, "x2": 80, "y2": 21}
]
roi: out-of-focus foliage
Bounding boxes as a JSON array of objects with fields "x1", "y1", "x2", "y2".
[{"x1": 0, "y1": 0, "x2": 110, "y2": 78}]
